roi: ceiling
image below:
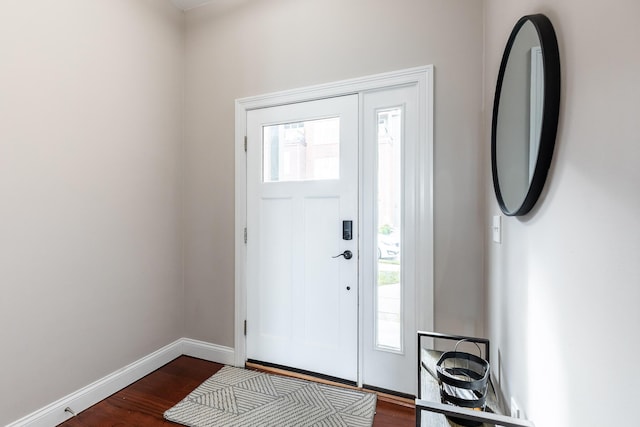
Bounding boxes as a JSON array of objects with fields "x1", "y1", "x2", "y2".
[{"x1": 170, "y1": 0, "x2": 215, "y2": 11}]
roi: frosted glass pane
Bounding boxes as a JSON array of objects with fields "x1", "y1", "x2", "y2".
[{"x1": 263, "y1": 117, "x2": 340, "y2": 182}]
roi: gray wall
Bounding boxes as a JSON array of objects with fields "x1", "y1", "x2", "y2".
[
  {"x1": 0, "y1": 1, "x2": 184, "y2": 424},
  {"x1": 484, "y1": 1, "x2": 640, "y2": 425},
  {"x1": 183, "y1": 0, "x2": 486, "y2": 346}
]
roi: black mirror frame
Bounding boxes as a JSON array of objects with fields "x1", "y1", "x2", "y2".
[{"x1": 491, "y1": 13, "x2": 561, "y2": 216}]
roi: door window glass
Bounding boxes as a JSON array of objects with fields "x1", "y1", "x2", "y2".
[{"x1": 263, "y1": 117, "x2": 340, "y2": 182}]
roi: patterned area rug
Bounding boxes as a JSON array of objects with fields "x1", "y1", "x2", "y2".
[{"x1": 164, "y1": 365, "x2": 377, "y2": 427}]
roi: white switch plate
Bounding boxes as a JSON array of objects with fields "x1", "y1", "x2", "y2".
[{"x1": 492, "y1": 215, "x2": 502, "y2": 243}]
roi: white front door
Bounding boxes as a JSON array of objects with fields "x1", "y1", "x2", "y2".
[
  {"x1": 239, "y1": 67, "x2": 434, "y2": 396},
  {"x1": 246, "y1": 95, "x2": 359, "y2": 382}
]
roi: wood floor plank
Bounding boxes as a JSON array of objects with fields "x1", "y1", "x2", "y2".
[
  {"x1": 373, "y1": 400, "x2": 416, "y2": 426},
  {"x1": 57, "y1": 356, "x2": 415, "y2": 427}
]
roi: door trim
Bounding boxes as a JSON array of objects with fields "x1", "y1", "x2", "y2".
[{"x1": 234, "y1": 66, "x2": 435, "y2": 379}]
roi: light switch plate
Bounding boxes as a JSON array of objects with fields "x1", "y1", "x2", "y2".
[{"x1": 492, "y1": 215, "x2": 502, "y2": 243}]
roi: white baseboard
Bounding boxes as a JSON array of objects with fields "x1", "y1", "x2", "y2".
[
  {"x1": 180, "y1": 337, "x2": 236, "y2": 366},
  {"x1": 7, "y1": 338, "x2": 235, "y2": 427}
]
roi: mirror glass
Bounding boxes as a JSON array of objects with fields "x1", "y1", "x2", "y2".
[
  {"x1": 495, "y1": 21, "x2": 541, "y2": 211},
  {"x1": 492, "y1": 14, "x2": 560, "y2": 216}
]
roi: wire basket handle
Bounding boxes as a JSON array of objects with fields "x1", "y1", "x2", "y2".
[{"x1": 454, "y1": 338, "x2": 483, "y2": 359}]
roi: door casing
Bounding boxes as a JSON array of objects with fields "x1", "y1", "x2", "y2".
[{"x1": 234, "y1": 66, "x2": 435, "y2": 389}]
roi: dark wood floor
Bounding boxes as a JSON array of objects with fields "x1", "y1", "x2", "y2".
[{"x1": 58, "y1": 355, "x2": 415, "y2": 426}]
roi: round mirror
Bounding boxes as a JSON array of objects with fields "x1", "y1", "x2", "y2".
[{"x1": 492, "y1": 14, "x2": 560, "y2": 216}]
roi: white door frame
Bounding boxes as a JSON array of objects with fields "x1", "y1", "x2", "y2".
[{"x1": 234, "y1": 66, "x2": 435, "y2": 387}]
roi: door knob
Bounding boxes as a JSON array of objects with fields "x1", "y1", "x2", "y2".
[{"x1": 332, "y1": 250, "x2": 353, "y2": 260}]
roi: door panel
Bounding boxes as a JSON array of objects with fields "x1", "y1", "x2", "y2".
[
  {"x1": 246, "y1": 95, "x2": 358, "y2": 382},
  {"x1": 258, "y1": 197, "x2": 293, "y2": 340},
  {"x1": 303, "y1": 196, "x2": 340, "y2": 346}
]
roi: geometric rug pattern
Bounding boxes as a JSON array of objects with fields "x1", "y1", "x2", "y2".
[{"x1": 164, "y1": 365, "x2": 377, "y2": 427}]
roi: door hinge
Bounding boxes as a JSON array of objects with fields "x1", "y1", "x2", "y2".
[
  {"x1": 244, "y1": 320, "x2": 247, "y2": 336},
  {"x1": 244, "y1": 136, "x2": 247, "y2": 152},
  {"x1": 244, "y1": 227, "x2": 247, "y2": 244}
]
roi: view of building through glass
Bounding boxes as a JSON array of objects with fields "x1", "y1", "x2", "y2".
[{"x1": 263, "y1": 117, "x2": 340, "y2": 182}]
